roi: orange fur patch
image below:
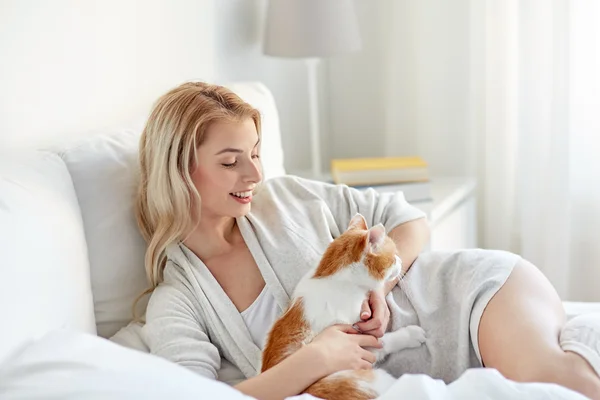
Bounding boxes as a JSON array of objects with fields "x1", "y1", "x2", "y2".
[
  {"x1": 261, "y1": 298, "x2": 310, "y2": 372},
  {"x1": 312, "y1": 231, "x2": 366, "y2": 278},
  {"x1": 305, "y1": 371, "x2": 378, "y2": 400},
  {"x1": 313, "y1": 230, "x2": 398, "y2": 280}
]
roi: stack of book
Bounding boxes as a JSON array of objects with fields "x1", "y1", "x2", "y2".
[{"x1": 330, "y1": 156, "x2": 432, "y2": 203}]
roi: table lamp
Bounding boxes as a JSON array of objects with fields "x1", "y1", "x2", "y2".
[{"x1": 263, "y1": 0, "x2": 362, "y2": 178}]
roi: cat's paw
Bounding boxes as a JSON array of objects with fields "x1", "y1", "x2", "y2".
[{"x1": 404, "y1": 325, "x2": 426, "y2": 348}]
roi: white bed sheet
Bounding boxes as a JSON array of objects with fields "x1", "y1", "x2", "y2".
[
  {"x1": 289, "y1": 369, "x2": 587, "y2": 400},
  {"x1": 3, "y1": 328, "x2": 595, "y2": 400},
  {"x1": 565, "y1": 301, "x2": 600, "y2": 319}
]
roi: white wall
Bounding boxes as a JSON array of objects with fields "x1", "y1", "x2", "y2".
[
  {"x1": 0, "y1": 0, "x2": 473, "y2": 178},
  {"x1": 0, "y1": 0, "x2": 317, "y2": 174},
  {"x1": 0, "y1": 0, "x2": 215, "y2": 150},
  {"x1": 213, "y1": 0, "x2": 315, "y2": 174},
  {"x1": 327, "y1": 0, "x2": 474, "y2": 178},
  {"x1": 214, "y1": 0, "x2": 476, "y2": 177},
  {"x1": 326, "y1": 2, "x2": 388, "y2": 160}
]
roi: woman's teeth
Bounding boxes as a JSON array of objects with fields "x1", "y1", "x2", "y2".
[{"x1": 231, "y1": 191, "x2": 251, "y2": 198}]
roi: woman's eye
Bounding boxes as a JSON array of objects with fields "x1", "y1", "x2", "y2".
[
  {"x1": 252, "y1": 154, "x2": 260, "y2": 159},
  {"x1": 222, "y1": 161, "x2": 237, "y2": 168}
]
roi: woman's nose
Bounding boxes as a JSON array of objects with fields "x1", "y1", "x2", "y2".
[{"x1": 243, "y1": 159, "x2": 262, "y2": 183}]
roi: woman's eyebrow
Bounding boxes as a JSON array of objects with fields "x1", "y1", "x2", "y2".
[
  {"x1": 215, "y1": 147, "x2": 243, "y2": 155},
  {"x1": 215, "y1": 139, "x2": 260, "y2": 155}
]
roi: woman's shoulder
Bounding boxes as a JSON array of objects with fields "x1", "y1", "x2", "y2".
[
  {"x1": 251, "y1": 176, "x2": 320, "y2": 214},
  {"x1": 147, "y1": 255, "x2": 195, "y2": 307},
  {"x1": 259, "y1": 174, "x2": 304, "y2": 190},
  {"x1": 257, "y1": 174, "x2": 336, "y2": 201},
  {"x1": 145, "y1": 259, "x2": 204, "y2": 321},
  {"x1": 148, "y1": 261, "x2": 190, "y2": 301}
]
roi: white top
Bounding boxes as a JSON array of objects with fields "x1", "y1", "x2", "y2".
[{"x1": 240, "y1": 286, "x2": 280, "y2": 350}]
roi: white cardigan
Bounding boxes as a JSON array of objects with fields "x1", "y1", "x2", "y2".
[{"x1": 141, "y1": 176, "x2": 427, "y2": 379}]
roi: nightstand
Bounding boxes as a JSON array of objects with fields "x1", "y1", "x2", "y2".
[{"x1": 412, "y1": 177, "x2": 478, "y2": 250}]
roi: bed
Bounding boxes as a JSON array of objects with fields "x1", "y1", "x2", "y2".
[{"x1": 0, "y1": 81, "x2": 598, "y2": 400}]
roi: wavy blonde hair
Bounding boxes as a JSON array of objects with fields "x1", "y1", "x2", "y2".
[{"x1": 133, "y1": 82, "x2": 261, "y2": 319}]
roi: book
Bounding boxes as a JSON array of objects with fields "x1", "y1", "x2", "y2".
[
  {"x1": 352, "y1": 180, "x2": 432, "y2": 203},
  {"x1": 330, "y1": 156, "x2": 429, "y2": 186}
]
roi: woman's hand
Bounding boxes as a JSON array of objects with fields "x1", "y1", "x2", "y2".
[
  {"x1": 355, "y1": 287, "x2": 392, "y2": 338},
  {"x1": 309, "y1": 324, "x2": 382, "y2": 376}
]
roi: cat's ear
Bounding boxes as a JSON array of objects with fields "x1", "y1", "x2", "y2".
[
  {"x1": 347, "y1": 213, "x2": 368, "y2": 231},
  {"x1": 367, "y1": 223, "x2": 386, "y2": 253}
]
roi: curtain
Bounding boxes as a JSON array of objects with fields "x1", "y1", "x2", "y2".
[
  {"x1": 331, "y1": 0, "x2": 600, "y2": 301},
  {"x1": 472, "y1": 0, "x2": 600, "y2": 301}
]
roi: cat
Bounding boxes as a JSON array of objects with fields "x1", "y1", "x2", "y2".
[{"x1": 261, "y1": 213, "x2": 426, "y2": 400}]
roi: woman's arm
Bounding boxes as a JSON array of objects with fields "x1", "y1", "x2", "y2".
[
  {"x1": 144, "y1": 283, "x2": 222, "y2": 378},
  {"x1": 289, "y1": 178, "x2": 427, "y2": 245},
  {"x1": 357, "y1": 217, "x2": 430, "y2": 336},
  {"x1": 385, "y1": 217, "x2": 430, "y2": 291},
  {"x1": 235, "y1": 325, "x2": 380, "y2": 400},
  {"x1": 234, "y1": 345, "x2": 325, "y2": 400},
  {"x1": 146, "y1": 285, "x2": 326, "y2": 398}
]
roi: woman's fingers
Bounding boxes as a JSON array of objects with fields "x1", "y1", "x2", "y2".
[
  {"x1": 354, "y1": 333, "x2": 382, "y2": 349},
  {"x1": 355, "y1": 289, "x2": 390, "y2": 338},
  {"x1": 355, "y1": 317, "x2": 382, "y2": 333},
  {"x1": 361, "y1": 349, "x2": 377, "y2": 364},
  {"x1": 359, "y1": 360, "x2": 374, "y2": 370},
  {"x1": 360, "y1": 299, "x2": 371, "y2": 320},
  {"x1": 336, "y1": 324, "x2": 360, "y2": 334}
]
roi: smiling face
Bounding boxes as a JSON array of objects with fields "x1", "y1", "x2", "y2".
[{"x1": 191, "y1": 117, "x2": 262, "y2": 220}]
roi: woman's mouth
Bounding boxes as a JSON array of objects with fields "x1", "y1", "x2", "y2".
[{"x1": 230, "y1": 191, "x2": 252, "y2": 204}]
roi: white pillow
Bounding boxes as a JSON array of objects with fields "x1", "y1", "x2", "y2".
[
  {"x1": 0, "y1": 330, "x2": 254, "y2": 400},
  {"x1": 57, "y1": 82, "x2": 287, "y2": 338},
  {"x1": 60, "y1": 128, "x2": 148, "y2": 338},
  {"x1": 0, "y1": 152, "x2": 96, "y2": 364}
]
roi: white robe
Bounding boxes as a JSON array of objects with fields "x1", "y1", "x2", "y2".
[{"x1": 140, "y1": 175, "x2": 519, "y2": 384}]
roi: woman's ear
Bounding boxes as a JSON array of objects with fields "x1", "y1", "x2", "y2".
[{"x1": 347, "y1": 213, "x2": 368, "y2": 231}]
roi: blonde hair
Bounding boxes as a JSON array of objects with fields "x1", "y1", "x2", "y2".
[{"x1": 133, "y1": 82, "x2": 261, "y2": 319}]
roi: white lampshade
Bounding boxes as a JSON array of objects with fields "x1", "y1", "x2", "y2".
[{"x1": 263, "y1": 0, "x2": 362, "y2": 58}]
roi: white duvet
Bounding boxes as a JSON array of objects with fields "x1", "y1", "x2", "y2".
[
  {"x1": 290, "y1": 369, "x2": 588, "y2": 400},
  {"x1": 0, "y1": 330, "x2": 589, "y2": 400}
]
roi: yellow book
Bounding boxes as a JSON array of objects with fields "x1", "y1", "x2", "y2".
[
  {"x1": 331, "y1": 156, "x2": 429, "y2": 186},
  {"x1": 331, "y1": 156, "x2": 427, "y2": 172}
]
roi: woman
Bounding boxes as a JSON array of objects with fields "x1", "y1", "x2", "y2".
[{"x1": 137, "y1": 82, "x2": 600, "y2": 400}]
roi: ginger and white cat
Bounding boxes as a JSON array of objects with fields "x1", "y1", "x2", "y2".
[{"x1": 261, "y1": 213, "x2": 426, "y2": 399}]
